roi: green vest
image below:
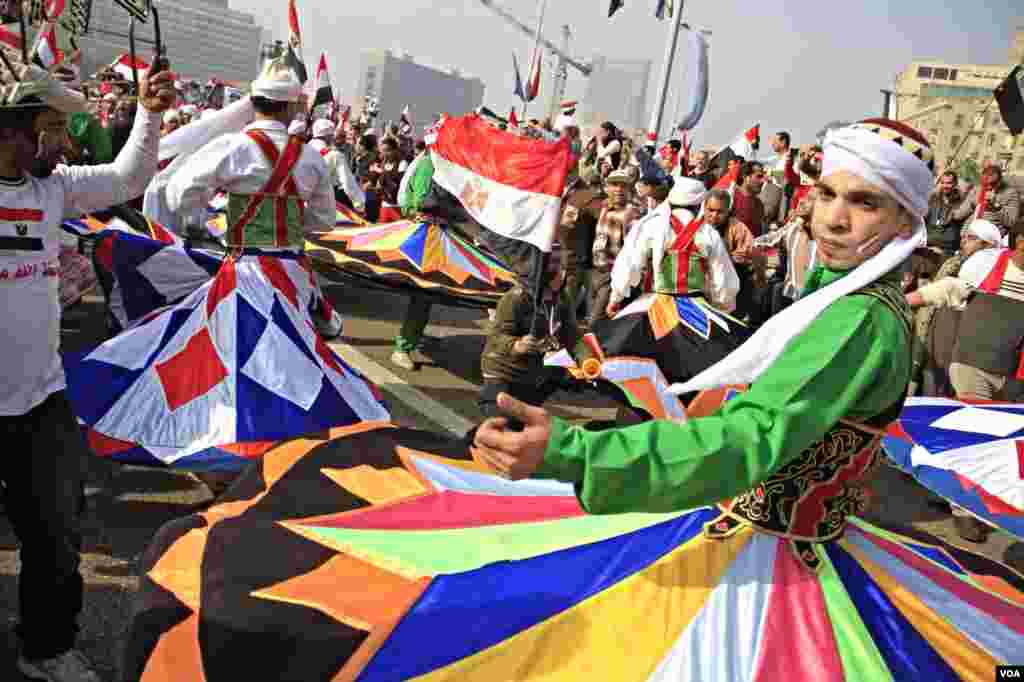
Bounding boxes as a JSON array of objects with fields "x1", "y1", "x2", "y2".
[{"x1": 225, "y1": 193, "x2": 305, "y2": 249}]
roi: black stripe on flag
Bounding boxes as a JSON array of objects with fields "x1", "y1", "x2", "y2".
[
  {"x1": 0, "y1": 236, "x2": 43, "y2": 251},
  {"x1": 995, "y1": 65, "x2": 1024, "y2": 136}
]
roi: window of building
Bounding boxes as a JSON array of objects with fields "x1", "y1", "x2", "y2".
[
  {"x1": 954, "y1": 113, "x2": 964, "y2": 127},
  {"x1": 917, "y1": 66, "x2": 932, "y2": 78},
  {"x1": 933, "y1": 68, "x2": 949, "y2": 80},
  {"x1": 950, "y1": 135, "x2": 960, "y2": 149},
  {"x1": 949, "y1": 69, "x2": 958, "y2": 81},
  {"x1": 991, "y1": 113, "x2": 1003, "y2": 128},
  {"x1": 987, "y1": 134, "x2": 996, "y2": 147},
  {"x1": 920, "y1": 84, "x2": 991, "y2": 98},
  {"x1": 1017, "y1": 156, "x2": 1024, "y2": 171}
]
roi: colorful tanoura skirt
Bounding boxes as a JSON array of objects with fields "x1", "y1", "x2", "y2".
[{"x1": 124, "y1": 423, "x2": 1024, "y2": 681}]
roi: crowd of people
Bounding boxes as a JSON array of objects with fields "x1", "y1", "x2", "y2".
[{"x1": 1, "y1": 28, "x2": 1022, "y2": 679}]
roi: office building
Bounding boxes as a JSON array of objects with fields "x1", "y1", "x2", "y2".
[
  {"x1": 78, "y1": 0, "x2": 261, "y2": 84},
  {"x1": 894, "y1": 27, "x2": 1024, "y2": 175},
  {"x1": 580, "y1": 57, "x2": 652, "y2": 135},
  {"x1": 354, "y1": 49, "x2": 486, "y2": 136}
]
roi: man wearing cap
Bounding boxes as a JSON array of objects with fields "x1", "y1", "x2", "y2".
[
  {"x1": 161, "y1": 108, "x2": 181, "y2": 136},
  {"x1": 473, "y1": 118, "x2": 931, "y2": 520},
  {"x1": 589, "y1": 168, "x2": 640, "y2": 325},
  {"x1": 164, "y1": 57, "x2": 335, "y2": 249},
  {"x1": 0, "y1": 57, "x2": 175, "y2": 680}
]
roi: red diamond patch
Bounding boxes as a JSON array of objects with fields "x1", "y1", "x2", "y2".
[{"x1": 155, "y1": 328, "x2": 229, "y2": 411}]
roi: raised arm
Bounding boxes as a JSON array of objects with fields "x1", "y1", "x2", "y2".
[{"x1": 59, "y1": 64, "x2": 176, "y2": 216}]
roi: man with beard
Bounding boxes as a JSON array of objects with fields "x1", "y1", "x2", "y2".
[
  {"x1": 925, "y1": 170, "x2": 966, "y2": 257},
  {"x1": 731, "y1": 160, "x2": 766, "y2": 237},
  {"x1": 952, "y1": 164, "x2": 1020, "y2": 236},
  {"x1": 0, "y1": 59, "x2": 175, "y2": 681}
]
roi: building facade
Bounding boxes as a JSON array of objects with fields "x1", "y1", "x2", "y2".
[
  {"x1": 354, "y1": 49, "x2": 486, "y2": 137},
  {"x1": 79, "y1": 0, "x2": 261, "y2": 84},
  {"x1": 894, "y1": 28, "x2": 1024, "y2": 176},
  {"x1": 580, "y1": 57, "x2": 652, "y2": 136}
]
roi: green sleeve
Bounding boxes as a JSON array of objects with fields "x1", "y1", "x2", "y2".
[
  {"x1": 401, "y1": 155, "x2": 435, "y2": 218},
  {"x1": 68, "y1": 113, "x2": 113, "y2": 164},
  {"x1": 534, "y1": 294, "x2": 911, "y2": 514}
]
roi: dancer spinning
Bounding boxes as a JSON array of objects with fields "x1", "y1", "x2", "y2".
[
  {"x1": 66, "y1": 57, "x2": 389, "y2": 478},
  {"x1": 472, "y1": 119, "x2": 1024, "y2": 676}
]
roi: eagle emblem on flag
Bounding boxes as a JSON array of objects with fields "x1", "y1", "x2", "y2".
[{"x1": 460, "y1": 179, "x2": 490, "y2": 213}]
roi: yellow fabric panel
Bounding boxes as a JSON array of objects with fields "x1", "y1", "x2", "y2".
[
  {"x1": 841, "y1": 540, "x2": 1001, "y2": 678},
  {"x1": 410, "y1": 527, "x2": 753, "y2": 681},
  {"x1": 420, "y1": 226, "x2": 446, "y2": 273},
  {"x1": 321, "y1": 465, "x2": 428, "y2": 505},
  {"x1": 147, "y1": 527, "x2": 207, "y2": 611},
  {"x1": 140, "y1": 613, "x2": 205, "y2": 682}
]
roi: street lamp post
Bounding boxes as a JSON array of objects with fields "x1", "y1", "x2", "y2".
[{"x1": 647, "y1": 1, "x2": 685, "y2": 146}]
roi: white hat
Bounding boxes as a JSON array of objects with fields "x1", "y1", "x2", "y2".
[
  {"x1": 312, "y1": 119, "x2": 335, "y2": 140},
  {"x1": 251, "y1": 56, "x2": 303, "y2": 102},
  {"x1": 554, "y1": 113, "x2": 577, "y2": 133},
  {"x1": 163, "y1": 109, "x2": 180, "y2": 124},
  {"x1": 288, "y1": 119, "x2": 307, "y2": 136},
  {"x1": 668, "y1": 177, "x2": 708, "y2": 207},
  {"x1": 966, "y1": 219, "x2": 1002, "y2": 246}
]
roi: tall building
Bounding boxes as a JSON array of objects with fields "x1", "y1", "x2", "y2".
[
  {"x1": 894, "y1": 27, "x2": 1024, "y2": 176},
  {"x1": 78, "y1": 0, "x2": 261, "y2": 84},
  {"x1": 354, "y1": 49, "x2": 486, "y2": 136},
  {"x1": 580, "y1": 57, "x2": 652, "y2": 135}
]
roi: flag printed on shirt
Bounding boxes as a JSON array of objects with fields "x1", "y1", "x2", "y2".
[{"x1": 429, "y1": 114, "x2": 575, "y2": 252}]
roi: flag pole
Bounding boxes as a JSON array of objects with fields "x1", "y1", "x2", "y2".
[
  {"x1": 523, "y1": 0, "x2": 547, "y2": 121},
  {"x1": 647, "y1": 1, "x2": 684, "y2": 147}
]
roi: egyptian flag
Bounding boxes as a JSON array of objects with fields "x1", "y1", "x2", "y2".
[
  {"x1": 508, "y1": 108, "x2": 518, "y2": 127},
  {"x1": 309, "y1": 53, "x2": 333, "y2": 109},
  {"x1": 995, "y1": 65, "x2": 1024, "y2": 136},
  {"x1": 31, "y1": 22, "x2": 62, "y2": 68},
  {"x1": 285, "y1": 0, "x2": 307, "y2": 83},
  {"x1": 608, "y1": 0, "x2": 625, "y2": 18},
  {"x1": 110, "y1": 53, "x2": 149, "y2": 81},
  {"x1": 400, "y1": 105, "x2": 413, "y2": 133},
  {"x1": 429, "y1": 113, "x2": 575, "y2": 252},
  {"x1": 525, "y1": 48, "x2": 542, "y2": 102},
  {"x1": 729, "y1": 124, "x2": 760, "y2": 158}
]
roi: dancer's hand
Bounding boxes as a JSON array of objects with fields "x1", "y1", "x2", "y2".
[{"x1": 473, "y1": 393, "x2": 552, "y2": 480}]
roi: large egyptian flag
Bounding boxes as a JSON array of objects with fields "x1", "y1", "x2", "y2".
[
  {"x1": 31, "y1": 21, "x2": 62, "y2": 68},
  {"x1": 309, "y1": 53, "x2": 333, "y2": 110},
  {"x1": 428, "y1": 113, "x2": 575, "y2": 252},
  {"x1": 110, "y1": 53, "x2": 150, "y2": 81},
  {"x1": 995, "y1": 65, "x2": 1024, "y2": 136}
]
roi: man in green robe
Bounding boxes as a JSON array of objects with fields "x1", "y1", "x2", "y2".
[{"x1": 472, "y1": 119, "x2": 936, "y2": 514}]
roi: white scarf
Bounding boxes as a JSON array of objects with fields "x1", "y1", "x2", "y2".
[{"x1": 669, "y1": 124, "x2": 930, "y2": 395}]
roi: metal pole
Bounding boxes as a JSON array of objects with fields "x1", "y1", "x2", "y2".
[
  {"x1": 880, "y1": 90, "x2": 893, "y2": 119},
  {"x1": 647, "y1": 1, "x2": 684, "y2": 146}
]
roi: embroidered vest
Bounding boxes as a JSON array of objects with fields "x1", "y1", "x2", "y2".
[
  {"x1": 225, "y1": 131, "x2": 306, "y2": 249},
  {"x1": 705, "y1": 276, "x2": 913, "y2": 571},
  {"x1": 650, "y1": 213, "x2": 706, "y2": 295}
]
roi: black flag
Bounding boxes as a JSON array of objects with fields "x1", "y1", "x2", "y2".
[
  {"x1": 995, "y1": 65, "x2": 1024, "y2": 136},
  {"x1": 608, "y1": 0, "x2": 624, "y2": 18}
]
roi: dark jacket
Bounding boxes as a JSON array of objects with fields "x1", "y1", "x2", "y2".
[
  {"x1": 481, "y1": 286, "x2": 579, "y2": 385},
  {"x1": 559, "y1": 184, "x2": 604, "y2": 271},
  {"x1": 925, "y1": 189, "x2": 967, "y2": 254}
]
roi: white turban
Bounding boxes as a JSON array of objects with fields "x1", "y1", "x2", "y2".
[
  {"x1": 821, "y1": 123, "x2": 933, "y2": 227},
  {"x1": 251, "y1": 57, "x2": 303, "y2": 102},
  {"x1": 312, "y1": 119, "x2": 335, "y2": 139},
  {"x1": 966, "y1": 218, "x2": 1002, "y2": 246},
  {"x1": 667, "y1": 177, "x2": 707, "y2": 207},
  {"x1": 163, "y1": 109, "x2": 180, "y2": 124},
  {"x1": 670, "y1": 119, "x2": 932, "y2": 397},
  {"x1": 288, "y1": 119, "x2": 307, "y2": 137}
]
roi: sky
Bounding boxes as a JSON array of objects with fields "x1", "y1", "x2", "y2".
[{"x1": 229, "y1": 0, "x2": 1021, "y2": 148}]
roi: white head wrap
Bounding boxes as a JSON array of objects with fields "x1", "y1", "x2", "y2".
[
  {"x1": 554, "y1": 113, "x2": 577, "y2": 133},
  {"x1": 312, "y1": 119, "x2": 335, "y2": 140},
  {"x1": 966, "y1": 218, "x2": 1002, "y2": 246},
  {"x1": 667, "y1": 177, "x2": 707, "y2": 207},
  {"x1": 163, "y1": 109, "x2": 180, "y2": 124},
  {"x1": 288, "y1": 119, "x2": 307, "y2": 137},
  {"x1": 669, "y1": 119, "x2": 932, "y2": 397},
  {"x1": 251, "y1": 57, "x2": 303, "y2": 102}
]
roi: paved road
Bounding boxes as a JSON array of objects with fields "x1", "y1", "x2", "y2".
[{"x1": 0, "y1": 285, "x2": 1020, "y2": 681}]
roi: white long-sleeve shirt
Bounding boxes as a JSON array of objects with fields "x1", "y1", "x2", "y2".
[
  {"x1": 323, "y1": 148, "x2": 366, "y2": 209},
  {"x1": 609, "y1": 203, "x2": 739, "y2": 312},
  {"x1": 164, "y1": 119, "x2": 336, "y2": 236},
  {"x1": 1, "y1": 109, "x2": 162, "y2": 415}
]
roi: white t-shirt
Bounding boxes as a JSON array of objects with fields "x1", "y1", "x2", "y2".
[{"x1": 0, "y1": 110, "x2": 161, "y2": 416}]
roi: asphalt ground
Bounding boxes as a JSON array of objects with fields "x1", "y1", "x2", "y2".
[{"x1": 0, "y1": 285, "x2": 1021, "y2": 681}]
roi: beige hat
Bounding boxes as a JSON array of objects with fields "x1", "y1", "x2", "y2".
[
  {"x1": 251, "y1": 56, "x2": 302, "y2": 102},
  {"x1": 605, "y1": 169, "x2": 633, "y2": 185}
]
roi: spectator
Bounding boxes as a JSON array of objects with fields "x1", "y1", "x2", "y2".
[
  {"x1": 688, "y1": 150, "x2": 717, "y2": 189},
  {"x1": 952, "y1": 164, "x2": 1020, "y2": 235},
  {"x1": 926, "y1": 170, "x2": 967, "y2": 257},
  {"x1": 703, "y1": 188, "x2": 759, "y2": 321},
  {"x1": 559, "y1": 176, "x2": 604, "y2": 315},
  {"x1": 161, "y1": 108, "x2": 181, "y2": 137},
  {"x1": 589, "y1": 169, "x2": 640, "y2": 325},
  {"x1": 66, "y1": 110, "x2": 113, "y2": 165},
  {"x1": 732, "y1": 160, "x2": 767, "y2": 238}
]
